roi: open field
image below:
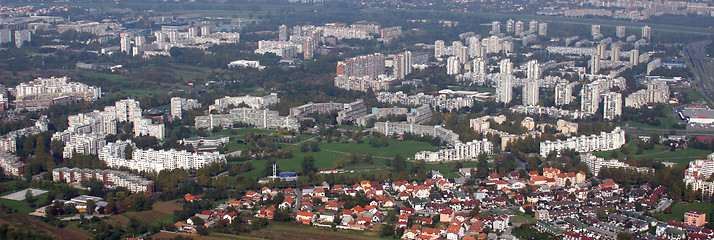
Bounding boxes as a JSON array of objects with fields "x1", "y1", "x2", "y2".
[
  {"x1": 238, "y1": 139, "x2": 441, "y2": 179},
  {"x1": 593, "y1": 143, "x2": 710, "y2": 164},
  {"x1": 236, "y1": 223, "x2": 388, "y2": 240},
  {"x1": 0, "y1": 213, "x2": 90, "y2": 240},
  {"x1": 0, "y1": 193, "x2": 49, "y2": 215},
  {"x1": 1, "y1": 188, "x2": 47, "y2": 201},
  {"x1": 112, "y1": 200, "x2": 181, "y2": 225},
  {"x1": 653, "y1": 202, "x2": 714, "y2": 222}
]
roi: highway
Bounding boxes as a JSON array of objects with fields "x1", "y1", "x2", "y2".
[{"x1": 683, "y1": 40, "x2": 714, "y2": 104}]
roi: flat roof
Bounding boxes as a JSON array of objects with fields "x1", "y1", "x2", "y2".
[{"x1": 681, "y1": 108, "x2": 714, "y2": 119}]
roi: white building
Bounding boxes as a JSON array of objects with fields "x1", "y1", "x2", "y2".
[
  {"x1": 683, "y1": 153, "x2": 714, "y2": 197},
  {"x1": 14, "y1": 30, "x2": 31, "y2": 48},
  {"x1": 624, "y1": 81, "x2": 669, "y2": 108},
  {"x1": 13, "y1": 76, "x2": 101, "y2": 102},
  {"x1": 526, "y1": 60, "x2": 541, "y2": 79},
  {"x1": 446, "y1": 56, "x2": 460, "y2": 75},
  {"x1": 496, "y1": 74, "x2": 513, "y2": 104},
  {"x1": 209, "y1": 93, "x2": 279, "y2": 112},
  {"x1": 554, "y1": 81, "x2": 574, "y2": 106},
  {"x1": 523, "y1": 80, "x2": 540, "y2": 106},
  {"x1": 539, "y1": 127, "x2": 626, "y2": 157},
  {"x1": 415, "y1": 139, "x2": 493, "y2": 162},
  {"x1": 602, "y1": 92, "x2": 622, "y2": 120},
  {"x1": 170, "y1": 97, "x2": 201, "y2": 120},
  {"x1": 134, "y1": 118, "x2": 165, "y2": 139},
  {"x1": 435, "y1": 40, "x2": 445, "y2": 59},
  {"x1": 0, "y1": 151, "x2": 24, "y2": 176},
  {"x1": 53, "y1": 167, "x2": 154, "y2": 193},
  {"x1": 61, "y1": 133, "x2": 106, "y2": 159},
  {"x1": 99, "y1": 140, "x2": 225, "y2": 173},
  {"x1": 582, "y1": 153, "x2": 653, "y2": 176}
]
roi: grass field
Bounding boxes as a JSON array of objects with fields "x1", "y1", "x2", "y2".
[
  {"x1": 593, "y1": 143, "x2": 710, "y2": 164},
  {"x1": 0, "y1": 213, "x2": 90, "y2": 240},
  {"x1": 111, "y1": 200, "x2": 181, "y2": 226},
  {"x1": 239, "y1": 139, "x2": 441, "y2": 179},
  {"x1": 0, "y1": 193, "x2": 48, "y2": 215},
  {"x1": 653, "y1": 202, "x2": 714, "y2": 222}
]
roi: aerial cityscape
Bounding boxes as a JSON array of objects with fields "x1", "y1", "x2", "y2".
[{"x1": 0, "y1": 0, "x2": 713, "y2": 239}]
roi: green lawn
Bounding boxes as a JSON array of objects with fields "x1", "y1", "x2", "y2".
[
  {"x1": 235, "y1": 137, "x2": 442, "y2": 179},
  {"x1": 594, "y1": 143, "x2": 710, "y2": 164},
  {"x1": 0, "y1": 193, "x2": 48, "y2": 214},
  {"x1": 653, "y1": 202, "x2": 714, "y2": 222}
]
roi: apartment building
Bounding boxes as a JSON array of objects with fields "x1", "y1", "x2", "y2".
[
  {"x1": 510, "y1": 105, "x2": 590, "y2": 119},
  {"x1": 134, "y1": 118, "x2": 165, "y2": 139},
  {"x1": 195, "y1": 108, "x2": 299, "y2": 130},
  {"x1": 52, "y1": 167, "x2": 154, "y2": 193},
  {"x1": 60, "y1": 133, "x2": 106, "y2": 159},
  {"x1": 0, "y1": 150, "x2": 24, "y2": 176},
  {"x1": 334, "y1": 53, "x2": 386, "y2": 92},
  {"x1": 415, "y1": 139, "x2": 493, "y2": 162},
  {"x1": 582, "y1": 153, "x2": 653, "y2": 176},
  {"x1": 170, "y1": 97, "x2": 201, "y2": 119},
  {"x1": 376, "y1": 91, "x2": 475, "y2": 112},
  {"x1": 12, "y1": 76, "x2": 101, "y2": 110},
  {"x1": 336, "y1": 100, "x2": 368, "y2": 125},
  {"x1": 539, "y1": 127, "x2": 626, "y2": 157},
  {"x1": 0, "y1": 115, "x2": 49, "y2": 153},
  {"x1": 99, "y1": 140, "x2": 225, "y2": 173},
  {"x1": 684, "y1": 153, "x2": 714, "y2": 197},
  {"x1": 602, "y1": 92, "x2": 622, "y2": 120},
  {"x1": 625, "y1": 81, "x2": 669, "y2": 108},
  {"x1": 209, "y1": 93, "x2": 279, "y2": 112},
  {"x1": 372, "y1": 122, "x2": 460, "y2": 146},
  {"x1": 554, "y1": 81, "x2": 575, "y2": 106}
]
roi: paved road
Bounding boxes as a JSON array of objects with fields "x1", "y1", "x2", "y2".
[
  {"x1": 684, "y1": 40, "x2": 714, "y2": 104},
  {"x1": 653, "y1": 198, "x2": 673, "y2": 213}
]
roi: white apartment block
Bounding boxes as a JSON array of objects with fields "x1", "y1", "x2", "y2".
[
  {"x1": 14, "y1": 30, "x2": 30, "y2": 48},
  {"x1": 133, "y1": 118, "x2": 165, "y2": 139},
  {"x1": 581, "y1": 83, "x2": 601, "y2": 114},
  {"x1": 12, "y1": 76, "x2": 101, "y2": 101},
  {"x1": 526, "y1": 60, "x2": 541, "y2": 79},
  {"x1": 336, "y1": 100, "x2": 368, "y2": 125},
  {"x1": 323, "y1": 25, "x2": 370, "y2": 40},
  {"x1": 554, "y1": 81, "x2": 575, "y2": 106},
  {"x1": 0, "y1": 116, "x2": 49, "y2": 153},
  {"x1": 510, "y1": 105, "x2": 591, "y2": 119},
  {"x1": 110, "y1": 99, "x2": 142, "y2": 123},
  {"x1": 60, "y1": 133, "x2": 106, "y2": 159},
  {"x1": 602, "y1": 92, "x2": 622, "y2": 120},
  {"x1": 415, "y1": 139, "x2": 493, "y2": 162},
  {"x1": 53, "y1": 167, "x2": 154, "y2": 193},
  {"x1": 539, "y1": 127, "x2": 626, "y2": 157},
  {"x1": 334, "y1": 53, "x2": 386, "y2": 92},
  {"x1": 582, "y1": 153, "x2": 653, "y2": 176},
  {"x1": 624, "y1": 81, "x2": 669, "y2": 108},
  {"x1": 195, "y1": 108, "x2": 299, "y2": 130},
  {"x1": 209, "y1": 93, "x2": 279, "y2": 112},
  {"x1": 170, "y1": 97, "x2": 201, "y2": 119},
  {"x1": 523, "y1": 80, "x2": 540, "y2": 106},
  {"x1": 392, "y1": 51, "x2": 413, "y2": 79},
  {"x1": 495, "y1": 74, "x2": 513, "y2": 104},
  {"x1": 684, "y1": 153, "x2": 714, "y2": 197},
  {"x1": 376, "y1": 91, "x2": 476, "y2": 112},
  {"x1": 372, "y1": 122, "x2": 460, "y2": 146},
  {"x1": 435, "y1": 40, "x2": 445, "y2": 58},
  {"x1": 406, "y1": 105, "x2": 433, "y2": 124},
  {"x1": 446, "y1": 56, "x2": 461, "y2": 75},
  {"x1": 0, "y1": 29, "x2": 12, "y2": 44},
  {"x1": 0, "y1": 150, "x2": 24, "y2": 176},
  {"x1": 289, "y1": 102, "x2": 344, "y2": 119},
  {"x1": 99, "y1": 140, "x2": 225, "y2": 173}
]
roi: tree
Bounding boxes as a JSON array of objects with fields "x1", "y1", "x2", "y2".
[
  {"x1": 300, "y1": 143, "x2": 309, "y2": 152},
  {"x1": 617, "y1": 232, "x2": 633, "y2": 240},
  {"x1": 475, "y1": 154, "x2": 489, "y2": 178},
  {"x1": 124, "y1": 145, "x2": 134, "y2": 160},
  {"x1": 25, "y1": 189, "x2": 33, "y2": 203},
  {"x1": 86, "y1": 199, "x2": 96, "y2": 214},
  {"x1": 333, "y1": 160, "x2": 344, "y2": 169},
  {"x1": 310, "y1": 141, "x2": 320, "y2": 152},
  {"x1": 380, "y1": 224, "x2": 394, "y2": 237},
  {"x1": 302, "y1": 155, "x2": 317, "y2": 175}
]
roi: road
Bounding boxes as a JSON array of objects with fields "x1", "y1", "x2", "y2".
[
  {"x1": 653, "y1": 198, "x2": 672, "y2": 213},
  {"x1": 684, "y1": 40, "x2": 714, "y2": 104}
]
